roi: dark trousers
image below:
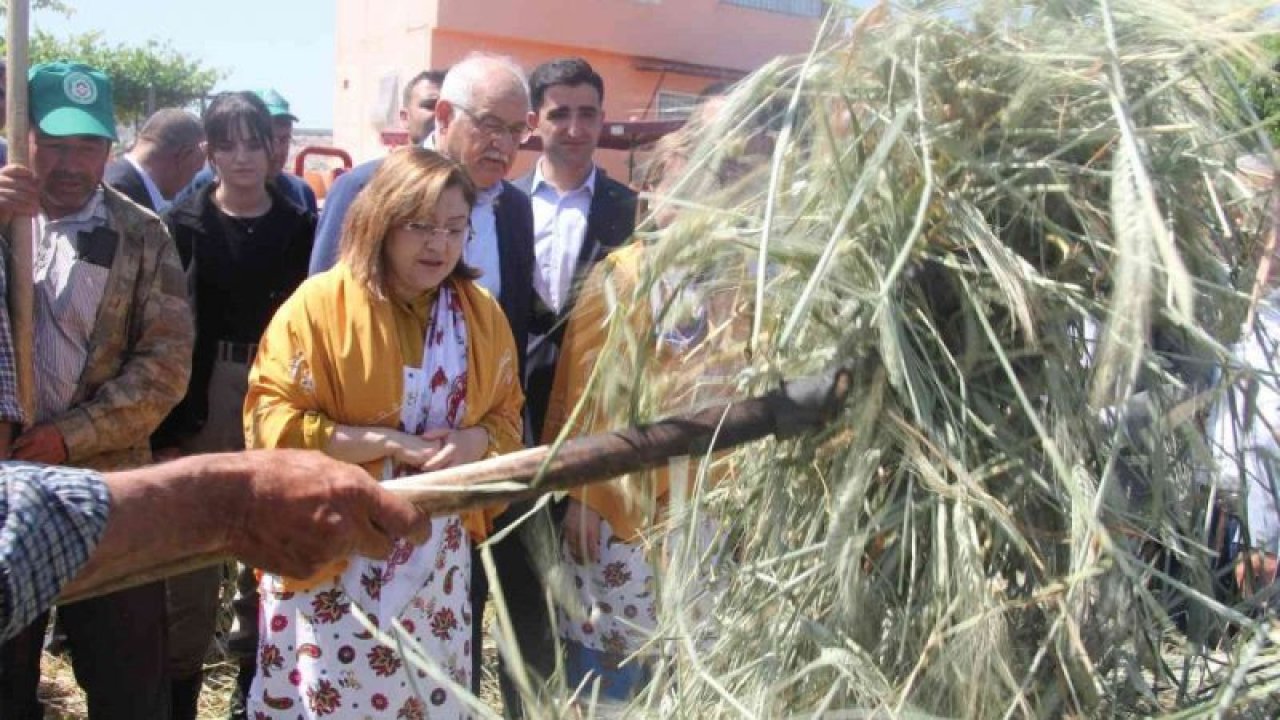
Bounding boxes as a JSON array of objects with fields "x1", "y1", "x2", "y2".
[
  {"x1": 166, "y1": 565, "x2": 223, "y2": 720},
  {"x1": 0, "y1": 581, "x2": 169, "y2": 719},
  {"x1": 225, "y1": 563, "x2": 259, "y2": 720},
  {"x1": 474, "y1": 501, "x2": 560, "y2": 718}
]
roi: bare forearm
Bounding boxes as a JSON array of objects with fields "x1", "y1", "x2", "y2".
[
  {"x1": 325, "y1": 424, "x2": 399, "y2": 465},
  {"x1": 50, "y1": 449, "x2": 426, "y2": 605},
  {"x1": 59, "y1": 453, "x2": 246, "y2": 596}
]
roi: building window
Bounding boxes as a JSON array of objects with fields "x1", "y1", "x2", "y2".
[
  {"x1": 721, "y1": 0, "x2": 823, "y2": 17},
  {"x1": 656, "y1": 91, "x2": 698, "y2": 120}
]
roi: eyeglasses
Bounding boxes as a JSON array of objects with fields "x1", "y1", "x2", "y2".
[
  {"x1": 403, "y1": 221, "x2": 470, "y2": 243},
  {"x1": 453, "y1": 103, "x2": 531, "y2": 144}
]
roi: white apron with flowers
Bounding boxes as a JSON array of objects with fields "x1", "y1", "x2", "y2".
[
  {"x1": 557, "y1": 275, "x2": 730, "y2": 699},
  {"x1": 249, "y1": 286, "x2": 473, "y2": 720}
]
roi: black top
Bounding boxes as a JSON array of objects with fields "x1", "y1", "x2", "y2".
[{"x1": 154, "y1": 182, "x2": 316, "y2": 445}]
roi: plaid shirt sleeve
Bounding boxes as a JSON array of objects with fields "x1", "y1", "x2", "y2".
[
  {"x1": 0, "y1": 250, "x2": 25, "y2": 424},
  {"x1": 0, "y1": 462, "x2": 110, "y2": 641}
]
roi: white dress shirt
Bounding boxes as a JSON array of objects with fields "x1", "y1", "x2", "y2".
[
  {"x1": 466, "y1": 182, "x2": 504, "y2": 299},
  {"x1": 530, "y1": 162, "x2": 596, "y2": 314},
  {"x1": 33, "y1": 189, "x2": 112, "y2": 422},
  {"x1": 125, "y1": 154, "x2": 169, "y2": 213}
]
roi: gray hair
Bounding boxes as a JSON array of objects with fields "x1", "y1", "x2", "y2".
[
  {"x1": 138, "y1": 108, "x2": 205, "y2": 152},
  {"x1": 438, "y1": 52, "x2": 529, "y2": 109}
]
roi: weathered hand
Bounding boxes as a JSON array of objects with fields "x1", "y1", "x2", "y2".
[
  {"x1": 562, "y1": 498, "x2": 602, "y2": 565},
  {"x1": 225, "y1": 450, "x2": 428, "y2": 578},
  {"x1": 0, "y1": 165, "x2": 41, "y2": 227},
  {"x1": 12, "y1": 424, "x2": 69, "y2": 465}
]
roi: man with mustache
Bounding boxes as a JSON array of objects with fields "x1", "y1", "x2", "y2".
[
  {"x1": 425, "y1": 52, "x2": 552, "y2": 712},
  {"x1": 0, "y1": 62, "x2": 194, "y2": 719}
]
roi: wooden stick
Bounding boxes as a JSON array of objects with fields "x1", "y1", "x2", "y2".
[
  {"x1": 5, "y1": 0, "x2": 34, "y2": 429},
  {"x1": 58, "y1": 367, "x2": 851, "y2": 604}
]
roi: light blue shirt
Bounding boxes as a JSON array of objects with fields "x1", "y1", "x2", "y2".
[
  {"x1": 466, "y1": 182, "x2": 504, "y2": 300},
  {"x1": 0, "y1": 462, "x2": 110, "y2": 642},
  {"x1": 530, "y1": 162, "x2": 596, "y2": 314}
]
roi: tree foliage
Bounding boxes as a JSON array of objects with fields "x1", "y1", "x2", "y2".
[
  {"x1": 26, "y1": 31, "x2": 222, "y2": 128},
  {"x1": 0, "y1": 0, "x2": 74, "y2": 17}
]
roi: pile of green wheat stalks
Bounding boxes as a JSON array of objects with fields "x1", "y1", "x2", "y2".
[{"x1": 508, "y1": 0, "x2": 1280, "y2": 717}]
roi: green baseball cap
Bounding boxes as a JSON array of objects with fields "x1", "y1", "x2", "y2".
[
  {"x1": 29, "y1": 61, "x2": 117, "y2": 141},
  {"x1": 255, "y1": 89, "x2": 299, "y2": 122}
]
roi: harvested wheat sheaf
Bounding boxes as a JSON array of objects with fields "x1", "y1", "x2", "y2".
[{"x1": 513, "y1": 0, "x2": 1280, "y2": 718}]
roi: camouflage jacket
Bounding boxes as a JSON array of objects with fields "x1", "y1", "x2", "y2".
[{"x1": 42, "y1": 185, "x2": 194, "y2": 471}]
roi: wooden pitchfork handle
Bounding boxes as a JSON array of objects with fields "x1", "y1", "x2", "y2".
[{"x1": 58, "y1": 366, "x2": 852, "y2": 604}]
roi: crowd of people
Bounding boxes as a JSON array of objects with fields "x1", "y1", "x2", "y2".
[
  {"x1": 0, "y1": 51, "x2": 735, "y2": 720},
  {"x1": 0, "y1": 43, "x2": 1276, "y2": 720}
]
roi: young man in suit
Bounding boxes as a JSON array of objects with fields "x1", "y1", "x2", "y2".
[
  {"x1": 515, "y1": 57, "x2": 637, "y2": 444},
  {"x1": 104, "y1": 108, "x2": 205, "y2": 213}
]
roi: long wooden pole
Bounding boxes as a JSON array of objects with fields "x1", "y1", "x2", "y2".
[
  {"x1": 58, "y1": 367, "x2": 851, "y2": 604},
  {"x1": 5, "y1": 0, "x2": 34, "y2": 436}
]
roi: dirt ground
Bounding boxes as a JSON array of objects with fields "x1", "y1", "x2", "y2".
[{"x1": 36, "y1": 608, "x2": 506, "y2": 719}]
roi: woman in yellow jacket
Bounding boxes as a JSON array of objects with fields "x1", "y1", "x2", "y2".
[
  {"x1": 542, "y1": 138, "x2": 749, "y2": 700},
  {"x1": 243, "y1": 148, "x2": 522, "y2": 719}
]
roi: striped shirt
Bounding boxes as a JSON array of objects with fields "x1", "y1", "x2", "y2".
[
  {"x1": 33, "y1": 189, "x2": 112, "y2": 423},
  {"x1": 0, "y1": 462, "x2": 110, "y2": 641}
]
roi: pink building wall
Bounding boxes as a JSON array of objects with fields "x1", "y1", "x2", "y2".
[{"x1": 334, "y1": 0, "x2": 820, "y2": 180}]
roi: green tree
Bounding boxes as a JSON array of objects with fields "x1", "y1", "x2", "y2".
[
  {"x1": 25, "y1": 31, "x2": 222, "y2": 128},
  {"x1": 0, "y1": 0, "x2": 75, "y2": 17}
]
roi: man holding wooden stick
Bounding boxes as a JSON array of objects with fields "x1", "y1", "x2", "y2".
[
  {"x1": 0, "y1": 450, "x2": 429, "y2": 645},
  {"x1": 0, "y1": 61, "x2": 194, "y2": 719}
]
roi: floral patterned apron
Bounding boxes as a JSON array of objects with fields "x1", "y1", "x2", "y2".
[{"x1": 250, "y1": 286, "x2": 474, "y2": 719}]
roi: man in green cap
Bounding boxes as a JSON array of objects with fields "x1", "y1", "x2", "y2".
[
  {"x1": 0, "y1": 60, "x2": 194, "y2": 719},
  {"x1": 257, "y1": 88, "x2": 317, "y2": 212}
]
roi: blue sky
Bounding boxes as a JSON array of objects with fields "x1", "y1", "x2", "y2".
[{"x1": 34, "y1": 0, "x2": 336, "y2": 129}]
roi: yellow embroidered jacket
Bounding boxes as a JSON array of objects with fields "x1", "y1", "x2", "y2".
[{"x1": 245, "y1": 263, "x2": 524, "y2": 543}]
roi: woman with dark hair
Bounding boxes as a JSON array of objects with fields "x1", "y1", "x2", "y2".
[
  {"x1": 243, "y1": 147, "x2": 522, "y2": 718},
  {"x1": 157, "y1": 90, "x2": 316, "y2": 719}
]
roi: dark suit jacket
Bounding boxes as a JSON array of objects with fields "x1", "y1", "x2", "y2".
[
  {"x1": 104, "y1": 158, "x2": 156, "y2": 212},
  {"x1": 493, "y1": 180, "x2": 535, "y2": 387},
  {"x1": 513, "y1": 167, "x2": 638, "y2": 443}
]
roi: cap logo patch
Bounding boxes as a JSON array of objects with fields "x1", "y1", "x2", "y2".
[{"x1": 63, "y1": 72, "x2": 98, "y2": 105}]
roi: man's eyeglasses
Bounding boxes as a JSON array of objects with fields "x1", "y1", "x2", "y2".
[
  {"x1": 453, "y1": 103, "x2": 531, "y2": 144},
  {"x1": 403, "y1": 222, "x2": 470, "y2": 243}
]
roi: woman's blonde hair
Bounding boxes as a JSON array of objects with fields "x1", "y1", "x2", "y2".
[{"x1": 339, "y1": 147, "x2": 478, "y2": 297}]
